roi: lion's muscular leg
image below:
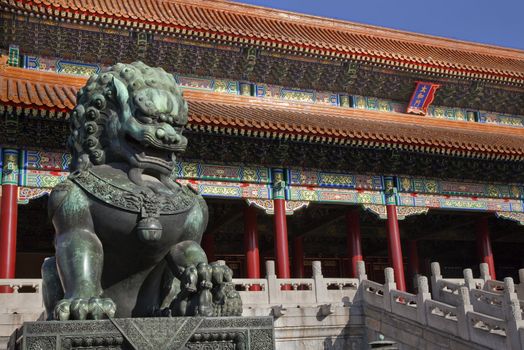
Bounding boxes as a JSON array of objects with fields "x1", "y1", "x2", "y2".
[
  {"x1": 165, "y1": 241, "x2": 212, "y2": 316},
  {"x1": 41, "y1": 257, "x2": 64, "y2": 320},
  {"x1": 48, "y1": 180, "x2": 115, "y2": 320}
]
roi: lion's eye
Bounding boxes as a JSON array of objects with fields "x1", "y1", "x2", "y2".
[{"x1": 130, "y1": 79, "x2": 144, "y2": 90}]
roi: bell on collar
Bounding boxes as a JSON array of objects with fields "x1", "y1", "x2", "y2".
[{"x1": 136, "y1": 217, "x2": 163, "y2": 242}]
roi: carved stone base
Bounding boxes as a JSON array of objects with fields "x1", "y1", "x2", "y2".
[{"x1": 8, "y1": 317, "x2": 274, "y2": 350}]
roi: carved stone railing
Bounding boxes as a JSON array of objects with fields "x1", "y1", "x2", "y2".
[
  {"x1": 431, "y1": 262, "x2": 524, "y2": 321},
  {"x1": 430, "y1": 262, "x2": 485, "y2": 306},
  {"x1": 233, "y1": 261, "x2": 524, "y2": 349},
  {"x1": 231, "y1": 278, "x2": 268, "y2": 305},
  {"x1": 361, "y1": 280, "x2": 385, "y2": 308},
  {"x1": 233, "y1": 260, "x2": 363, "y2": 310}
]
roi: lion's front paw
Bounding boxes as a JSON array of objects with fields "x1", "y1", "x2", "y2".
[{"x1": 54, "y1": 297, "x2": 116, "y2": 320}]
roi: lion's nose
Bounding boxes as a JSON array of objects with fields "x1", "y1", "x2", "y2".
[
  {"x1": 156, "y1": 128, "x2": 180, "y2": 144},
  {"x1": 134, "y1": 92, "x2": 157, "y2": 114},
  {"x1": 156, "y1": 129, "x2": 166, "y2": 139}
]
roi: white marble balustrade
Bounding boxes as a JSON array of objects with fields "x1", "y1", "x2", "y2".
[{"x1": 4, "y1": 261, "x2": 524, "y2": 349}]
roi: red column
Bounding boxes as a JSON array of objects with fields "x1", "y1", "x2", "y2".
[
  {"x1": 274, "y1": 198, "x2": 291, "y2": 279},
  {"x1": 476, "y1": 216, "x2": 496, "y2": 280},
  {"x1": 0, "y1": 149, "x2": 19, "y2": 293},
  {"x1": 202, "y1": 233, "x2": 215, "y2": 263},
  {"x1": 386, "y1": 204, "x2": 406, "y2": 291},
  {"x1": 244, "y1": 206, "x2": 260, "y2": 290},
  {"x1": 346, "y1": 208, "x2": 363, "y2": 278},
  {"x1": 293, "y1": 236, "x2": 304, "y2": 278}
]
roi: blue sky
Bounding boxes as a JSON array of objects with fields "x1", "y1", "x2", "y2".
[{"x1": 232, "y1": 0, "x2": 524, "y2": 50}]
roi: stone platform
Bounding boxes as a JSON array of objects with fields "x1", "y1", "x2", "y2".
[{"x1": 7, "y1": 316, "x2": 274, "y2": 350}]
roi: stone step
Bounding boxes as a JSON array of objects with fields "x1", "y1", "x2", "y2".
[
  {"x1": 0, "y1": 336, "x2": 9, "y2": 350},
  {"x1": 0, "y1": 312, "x2": 42, "y2": 341}
]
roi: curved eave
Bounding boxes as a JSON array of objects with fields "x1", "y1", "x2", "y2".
[
  {"x1": 1, "y1": 66, "x2": 524, "y2": 161},
  {"x1": 183, "y1": 90, "x2": 524, "y2": 161}
]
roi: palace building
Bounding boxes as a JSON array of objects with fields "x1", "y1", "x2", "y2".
[
  {"x1": 1, "y1": 1, "x2": 524, "y2": 348},
  {"x1": 2, "y1": 0, "x2": 524, "y2": 287}
]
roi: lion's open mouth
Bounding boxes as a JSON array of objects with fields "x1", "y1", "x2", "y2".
[{"x1": 125, "y1": 134, "x2": 175, "y2": 163}]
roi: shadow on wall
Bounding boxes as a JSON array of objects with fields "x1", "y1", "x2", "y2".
[{"x1": 323, "y1": 304, "x2": 366, "y2": 350}]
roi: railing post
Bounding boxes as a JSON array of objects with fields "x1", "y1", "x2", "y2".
[
  {"x1": 463, "y1": 268, "x2": 476, "y2": 290},
  {"x1": 479, "y1": 263, "x2": 491, "y2": 285},
  {"x1": 384, "y1": 267, "x2": 396, "y2": 312},
  {"x1": 457, "y1": 286, "x2": 473, "y2": 340},
  {"x1": 430, "y1": 262, "x2": 442, "y2": 300},
  {"x1": 417, "y1": 276, "x2": 430, "y2": 325},
  {"x1": 502, "y1": 278, "x2": 518, "y2": 315},
  {"x1": 505, "y1": 298, "x2": 523, "y2": 350},
  {"x1": 517, "y1": 269, "x2": 524, "y2": 298},
  {"x1": 354, "y1": 260, "x2": 367, "y2": 306},
  {"x1": 501, "y1": 278, "x2": 523, "y2": 350},
  {"x1": 266, "y1": 260, "x2": 278, "y2": 303},
  {"x1": 357, "y1": 260, "x2": 367, "y2": 283},
  {"x1": 312, "y1": 260, "x2": 327, "y2": 303}
]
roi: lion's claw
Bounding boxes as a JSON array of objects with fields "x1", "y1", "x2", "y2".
[{"x1": 54, "y1": 297, "x2": 116, "y2": 320}]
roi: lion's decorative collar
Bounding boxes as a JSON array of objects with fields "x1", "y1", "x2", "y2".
[{"x1": 70, "y1": 169, "x2": 195, "y2": 216}]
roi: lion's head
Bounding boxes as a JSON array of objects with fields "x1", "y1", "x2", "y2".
[{"x1": 69, "y1": 61, "x2": 188, "y2": 175}]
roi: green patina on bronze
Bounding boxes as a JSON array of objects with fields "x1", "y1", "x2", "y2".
[{"x1": 41, "y1": 62, "x2": 242, "y2": 320}]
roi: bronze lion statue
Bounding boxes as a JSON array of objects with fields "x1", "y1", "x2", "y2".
[{"x1": 41, "y1": 62, "x2": 242, "y2": 320}]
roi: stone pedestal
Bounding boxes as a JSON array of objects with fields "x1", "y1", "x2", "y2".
[{"x1": 8, "y1": 317, "x2": 274, "y2": 350}]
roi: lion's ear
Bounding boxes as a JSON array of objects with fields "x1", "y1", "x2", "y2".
[{"x1": 111, "y1": 76, "x2": 129, "y2": 107}]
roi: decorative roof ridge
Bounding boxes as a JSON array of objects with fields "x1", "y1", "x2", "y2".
[
  {"x1": 190, "y1": 0, "x2": 524, "y2": 59},
  {"x1": 3, "y1": 0, "x2": 524, "y2": 81}
]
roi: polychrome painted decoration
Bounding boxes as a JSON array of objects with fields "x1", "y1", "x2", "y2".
[
  {"x1": 352, "y1": 95, "x2": 405, "y2": 113},
  {"x1": 255, "y1": 84, "x2": 338, "y2": 105},
  {"x1": 176, "y1": 162, "x2": 270, "y2": 183},
  {"x1": 24, "y1": 55, "x2": 102, "y2": 76},
  {"x1": 18, "y1": 187, "x2": 51, "y2": 204},
  {"x1": 426, "y1": 106, "x2": 472, "y2": 122},
  {"x1": 478, "y1": 111, "x2": 524, "y2": 128},
  {"x1": 1, "y1": 149, "x2": 19, "y2": 185},
  {"x1": 397, "y1": 176, "x2": 524, "y2": 200},
  {"x1": 288, "y1": 186, "x2": 385, "y2": 205},
  {"x1": 174, "y1": 75, "x2": 239, "y2": 94},
  {"x1": 398, "y1": 193, "x2": 524, "y2": 212},
  {"x1": 406, "y1": 82, "x2": 440, "y2": 115},
  {"x1": 19, "y1": 170, "x2": 68, "y2": 188},
  {"x1": 57, "y1": 60, "x2": 100, "y2": 76},
  {"x1": 8, "y1": 44, "x2": 19, "y2": 66},
  {"x1": 178, "y1": 179, "x2": 271, "y2": 200},
  {"x1": 23, "y1": 150, "x2": 71, "y2": 171},
  {"x1": 287, "y1": 168, "x2": 383, "y2": 190}
]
